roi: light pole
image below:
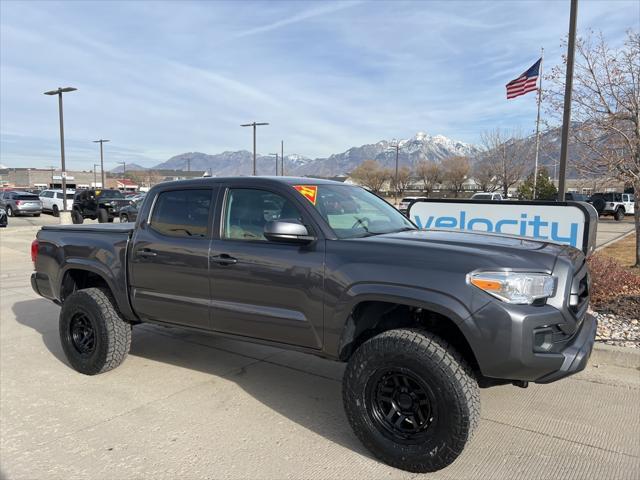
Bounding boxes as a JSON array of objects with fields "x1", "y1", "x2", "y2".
[
  {"x1": 117, "y1": 161, "x2": 126, "y2": 178},
  {"x1": 269, "y1": 153, "x2": 279, "y2": 175},
  {"x1": 281, "y1": 140, "x2": 284, "y2": 176},
  {"x1": 241, "y1": 122, "x2": 269, "y2": 175},
  {"x1": 45, "y1": 165, "x2": 56, "y2": 188},
  {"x1": 390, "y1": 141, "x2": 400, "y2": 205},
  {"x1": 93, "y1": 164, "x2": 99, "y2": 187},
  {"x1": 44, "y1": 86, "x2": 77, "y2": 211},
  {"x1": 558, "y1": 0, "x2": 578, "y2": 200},
  {"x1": 93, "y1": 139, "x2": 110, "y2": 188}
]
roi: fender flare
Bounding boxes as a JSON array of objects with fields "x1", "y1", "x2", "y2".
[
  {"x1": 58, "y1": 260, "x2": 137, "y2": 322},
  {"x1": 332, "y1": 282, "x2": 481, "y2": 360}
]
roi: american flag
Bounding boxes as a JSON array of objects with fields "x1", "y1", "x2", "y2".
[{"x1": 506, "y1": 58, "x2": 542, "y2": 99}]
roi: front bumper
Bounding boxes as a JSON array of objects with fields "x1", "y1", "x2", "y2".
[{"x1": 466, "y1": 300, "x2": 597, "y2": 384}]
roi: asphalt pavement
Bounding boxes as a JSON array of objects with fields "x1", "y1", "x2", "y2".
[{"x1": 1, "y1": 218, "x2": 639, "y2": 480}]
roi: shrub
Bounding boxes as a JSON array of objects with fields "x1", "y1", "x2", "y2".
[{"x1": 587, "y1": 253, "x2": 640, "y2": 307}]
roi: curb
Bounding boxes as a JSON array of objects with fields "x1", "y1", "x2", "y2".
[
  {"x1": 595, "y1": 228, "x2": 635, "y2": 252},
  {"x1": 591, "y1": 343, "x2": 640, "y2": 369}
]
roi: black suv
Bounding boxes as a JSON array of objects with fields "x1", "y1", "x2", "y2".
[{"x1": 71, "y1": 189, "x2": 131, "y2": 224}]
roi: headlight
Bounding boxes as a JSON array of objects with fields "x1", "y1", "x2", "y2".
[{"x1": 468, "y1": 271, "x2": 556, "y2": 304}]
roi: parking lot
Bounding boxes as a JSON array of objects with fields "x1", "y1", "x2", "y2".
[{"x1": 1, "y1": 220, "x2": 639, "y2": 480}]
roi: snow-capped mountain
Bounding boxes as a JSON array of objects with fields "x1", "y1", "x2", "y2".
[
  {"x1": 289, "y1": 132, "x2": 479, "y2": 177},
  {"x1": 150, "y1": 132, "x2": 478, "y2": 177}
]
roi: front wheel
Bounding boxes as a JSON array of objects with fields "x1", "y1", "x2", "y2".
[
  {"x1": 71, "y1": 209, "x2": 84, "y2": 224},
  {"x1": 97, "y1": 208, "x2": 109, "y2": 223},
  {"x1": 59, "y1": 288, "x2": 132, "y2": 375},
  {"x1": 614, "y1": 208, "x2": 625, "y2": 221},
  {"x1": 52, "y1": 205, "x2": 59, "y2": 217},
  {"x1": 6, "y1": 206, "x2": 13, "y2": 217},
  {"x1": 343, "y1": 329, "x2": 479, "y2": 473}
]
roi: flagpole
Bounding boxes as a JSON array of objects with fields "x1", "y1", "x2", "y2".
[{"x1": 532, "y1": 48, "x2": 544, "y2": 200}]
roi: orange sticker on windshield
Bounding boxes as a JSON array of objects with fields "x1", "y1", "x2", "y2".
[{"x1": 293, "y1": 185, "x2": 318, "y2": 205}]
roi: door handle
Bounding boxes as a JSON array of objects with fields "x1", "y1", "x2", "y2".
[
  {"x1": 211, "y1": 254, "x2": 237, "y2": 265},
  {"x1": 136, "y1": 249, "x2": 158, "y2": 258}
]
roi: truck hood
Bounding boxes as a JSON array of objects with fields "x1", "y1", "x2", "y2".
[{"x1": 359, "y1": 229, "x2": 568, "y2": 271}]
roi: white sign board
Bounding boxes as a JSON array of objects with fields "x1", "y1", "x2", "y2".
[{"x1": 408, "y1": 200, "x2": 598, "y2": 254}]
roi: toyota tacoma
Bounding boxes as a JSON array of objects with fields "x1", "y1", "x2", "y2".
[{"x1": 30, "y1": 177, "x2": 596, "y2": 473}]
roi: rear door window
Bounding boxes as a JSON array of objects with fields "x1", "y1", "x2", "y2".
[
  {"x1": 150, "y1": 189, "x2": 213, "y2": 238},
  {"x1": 15, "y1": 194, "x2": 39, "y2": 201}
]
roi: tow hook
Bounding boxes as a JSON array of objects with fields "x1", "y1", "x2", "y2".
[{"x1": 512, "y1": 380, "x2": 529, "y2": 389}]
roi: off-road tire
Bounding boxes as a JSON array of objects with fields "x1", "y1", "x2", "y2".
[
  {"x1": 120, "y1": 214, "x2": 128, "y2": 223},
  {"x1": 59, "y1": 288, "x2": 131, "y2": 375},
  {"x1": 52, "y1": 205, "x2": 59, "y2": 217},
  {"x1": 71, "y1": 209, "x2": 83, "y2": 224},
  {"x1": 97, "y1": 208, "x2": 109, "y2": 223},
  {"x1": 343, "y1": 328, "x2": 480, "y2": 473},
  {"x1": 614, "y1": 208, "x2": 625, "y2": 221}
]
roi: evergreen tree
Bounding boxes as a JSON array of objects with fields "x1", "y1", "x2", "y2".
[{"x1": 517, "y1": 167, "x2": 558, "y2": 200}]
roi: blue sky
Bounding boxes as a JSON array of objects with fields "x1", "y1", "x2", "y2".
[{"x1": 1, "y1": 0, "x2": 638, "y2": 170}]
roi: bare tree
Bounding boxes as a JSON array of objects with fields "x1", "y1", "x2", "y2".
[
  {"x1": 350, "y1": 160, "x2": 391, "y2": 194},
  {"x1": 392, "y1": 166, "x2": 413, "y2": 197},
  {"x1": 546, "y1": 30, "x2": 639, "y2": 266},
  {"x1": 481, "y1": 128, "x2": 528, "y2": 197},
  {"x1": 441, "y1": 156, "x2": 470, "y2": 197},
  {"x1": 415, "y1": 160, "x2": 441, "y2": 196},
  {"x1": 472, "y1": 157, "x2": 499, "y2": 192}
]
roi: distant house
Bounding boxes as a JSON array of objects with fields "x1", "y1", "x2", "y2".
[{"x1": 109, "y1": 178, "x2": 139, "y2": 192}]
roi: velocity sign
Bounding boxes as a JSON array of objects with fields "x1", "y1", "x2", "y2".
[{"x1": 408, "y1": 199, "x2": 598, "y2": 255}]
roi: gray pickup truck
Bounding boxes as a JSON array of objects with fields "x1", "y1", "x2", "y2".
[{"x1": 31, "y1": 177, "x2": 596, "y2": 473}]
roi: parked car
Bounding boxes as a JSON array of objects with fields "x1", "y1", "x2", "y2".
[
  {"x1": 563, "y1": 192, "x2": 588, "y2": 202},
  {"x1": 471, "y1": 192, "x2": 504, "y2": 201},
  {"x1": 118, "y1": 196, "x2": 144, "y2": 223},
  {"x1": 0, "y1": 206, "x2": 7, "y2": 227},
  {"x1": 588, "y1": 192, "x2": 635, "y2": 220},
  {"x1": 0, "y1": 190, "x2": 42, "y2": 217},
  {"x1": 398, "y1": 196, "x2": 427, "y2": 214},
  {"x1": 31, "y1": 177, "x2": 595, "y2": 473},
  {"x1": 39, "y1": 189, "x2": 75, "y2": 217},
  {"x1": 71, "y1": 188, "x2": 131, "y2": 224}
]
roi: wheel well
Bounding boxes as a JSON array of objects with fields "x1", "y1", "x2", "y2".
[
  {"x1": 339, "y1": 301, "x2": 480, "y2": 375},
  {"x1": 61, "y1": 269, "x2": 110, "y2": 301}
]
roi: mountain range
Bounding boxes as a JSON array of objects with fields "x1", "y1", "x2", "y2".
[
  {"x1": 111, "y1": 129, "x2": 579, "y2": 178},
  {"x1": 144, "y1": 132, "x2": 479, "y2": 177}
]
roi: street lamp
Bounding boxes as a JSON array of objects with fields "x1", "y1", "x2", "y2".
[
  {"x1": 241, "y1": 122, "x2": 269, "y2": 175},
  {"x1": 389, "y1": 140, "x2": 400, "y2": 205},
  {"x1": 281, "y1": 140, "x2": 284, "y2": 176},
  {"x1": 44, "y1": 86, "x2": 77, "y2": 211},
  {"x1": 117, "y1": 161, "x2": 126, "y2": 178},
  {"x1": 93, "y1": 139, "x2": 110, "y2": 188},
  {"x1": 269, "y1": 153, "x2": 279, "y2": 176}
]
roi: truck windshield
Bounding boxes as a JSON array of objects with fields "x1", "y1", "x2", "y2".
[
  {"x1": 292, "y1": 184, "x2": 416, "y2": 239},
  {"x1": 96, "y1": 190, "x2": 124, "y2": 199}
]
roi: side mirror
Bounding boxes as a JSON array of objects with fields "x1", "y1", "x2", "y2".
[{"x1": 264, "y1": 220, "x2": 315, "y2": 244}]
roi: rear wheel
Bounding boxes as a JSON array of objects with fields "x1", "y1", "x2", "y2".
[
  {"x1": 71, "y1": 209, "x2": 84, "y2": 224},
  {"x1": 614, "y1": 208, "x2": 625, "y2": 221},
  {"x1": 6, "y1": 206, "x2": 13, "y2": 217},
  {"x1": 59, "y1": 288, "x2": 131, "y2": 375},
  {"x1": 97, "y1": 208, "x2": 109, "y2": 223},
  {"x1": 343, "y1": 329, "x2": 479, "y2": 473}
]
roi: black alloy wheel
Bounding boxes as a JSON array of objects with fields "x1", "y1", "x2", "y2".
[
  {"x1": 367, "y1": 368, "x2": 436, "y2": 444},
  {"x1": 69, "y1": 312, "x2": 96, "y2": 357}
]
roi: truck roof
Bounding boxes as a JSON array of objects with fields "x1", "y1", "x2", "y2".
[{"x1": 155, "y1": 176, "x2": 345, "y2": 189}]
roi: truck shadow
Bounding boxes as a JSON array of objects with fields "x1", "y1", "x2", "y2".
[{"x1": 12, "y1": 298, "x2": 370, "y2": 459}]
